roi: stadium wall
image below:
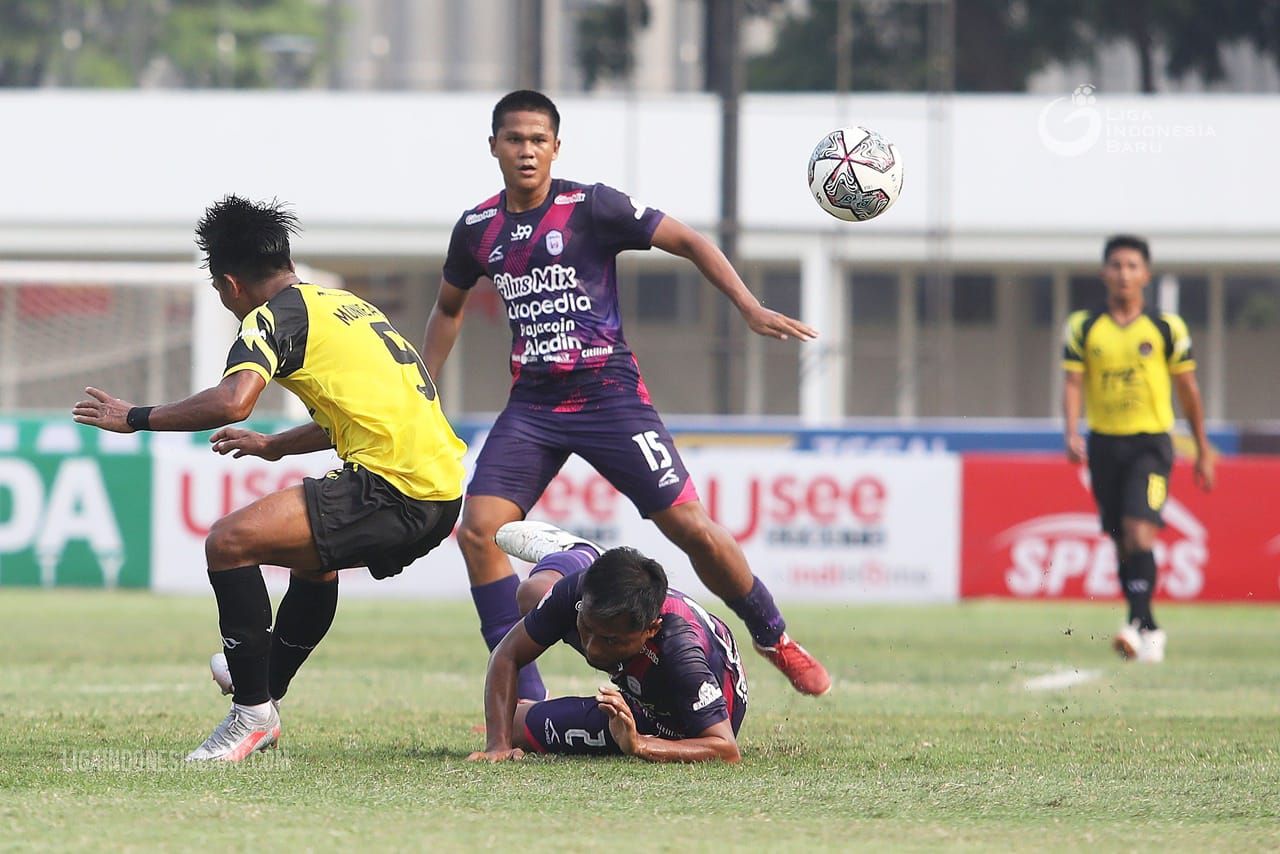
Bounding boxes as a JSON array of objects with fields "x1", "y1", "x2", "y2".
[{"x1": 3, "y1": 416, "x2": 1276, "y2": 603}]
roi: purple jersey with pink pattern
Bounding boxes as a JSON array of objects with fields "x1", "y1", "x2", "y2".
[
  {"x1": 442, "y1": 179, "x2": 665, "y2": 411},
  {"x1": 523, "y1": 573, "x2": 749, "y2": 738}
]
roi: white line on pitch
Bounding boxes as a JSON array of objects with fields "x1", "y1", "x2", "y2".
[{"x1": 1022, "y1": 668, "x2": 1101, "y2": 692}]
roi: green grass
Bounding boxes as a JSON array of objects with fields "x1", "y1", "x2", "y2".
[{"x1": 1, "y1": 592, "x2": 1277, "y2": 851}]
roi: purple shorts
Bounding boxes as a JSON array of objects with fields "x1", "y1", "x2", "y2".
[
  {"x1": 521, "y1": 695, "x2": 659, "y2": 756},
  {"x1": 467, "y1": 402, "x2": 698, "y2": 518}
]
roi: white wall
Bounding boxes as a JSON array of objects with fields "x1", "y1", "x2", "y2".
[{"x1": 1, "y1": 91, "x2": 1276, "y2": 263}]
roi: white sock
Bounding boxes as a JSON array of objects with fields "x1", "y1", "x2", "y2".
[{"x1": 234, "y1": 701, "x2": 275, "y2": 722}]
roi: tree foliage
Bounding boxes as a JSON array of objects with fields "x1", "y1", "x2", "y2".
[
  {"x1": 746, "y1": 0, "x2": 1280, "y2": 93},
  {"x1": 575, "y1": 0, "x2": 651, "y2": 90},
  {"x1": 0, "y1": 0, "x2": 325, "y2": 88}
]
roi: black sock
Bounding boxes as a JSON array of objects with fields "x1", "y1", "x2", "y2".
[
  {"x1": 1115, "y1": 553, "x2": 1134, "y2": 624},
  {"x1": 1124, "y1": 550, "x2": 1158, "y2": 631},
  {"x1": 209, "y1": 566, "x2": 272, "y2": 706},
  {"x1": 269, "y1": 573, "x2": 339, "y2": 701}
]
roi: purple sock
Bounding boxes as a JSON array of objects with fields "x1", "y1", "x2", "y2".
[
  {"x1": 530, "y1": 544, "x2": 598, "y2": 579},
  {"x1": 470, "y1": 574, "x2": 546, "y2": 700},
  {"x1": 725, "y1": 576, "x2": 787, "y2": 647}
]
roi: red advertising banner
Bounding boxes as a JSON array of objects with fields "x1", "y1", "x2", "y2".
[{"x1": 961, "y1": 455, "x2": 1280, "y2": 602}]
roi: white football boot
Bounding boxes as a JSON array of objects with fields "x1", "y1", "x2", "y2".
[
  {"x1": 185, "y1": 702, "x2": 280, "y2": 762},
  {"x1": 1138, "y1": 628, "x2": 1166, "y2": 663},
  {"x1": 495, "y1": 521, "x2": 602, "y2": 564},
  {"x1": 209, "y1": 653, "x2": 280, "y2": 710},
  {"x1": 1112, "y1": 622, "x2": 1143, "y2": 661}
]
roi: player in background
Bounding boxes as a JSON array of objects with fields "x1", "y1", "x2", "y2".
[
  {"x1": 424, "y1": 89, "x2": 830, "y2": 700},
  {"x1": 73, "y1": 196, "x2": 466, "y2": 760},
  {"x1": 1062, "y1": 234, "x2": 1214, "y2": 663},
  {"x1": 468, "y1": 521, "x2": 746, "y2": 764}
]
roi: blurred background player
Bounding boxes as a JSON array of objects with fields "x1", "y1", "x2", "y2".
[
  {"x1": 72, "y1": 196, "x2": 466, "y2": 760},
  {"x1": 467, "y1": 521, "x2": 746, "y2": 763},
  {"x1": 1062, "y1": 234, "x2": 1214, "y2": 663},
  {"x1": 423, "y1": 89, "x2": 830, "y2": 701}
]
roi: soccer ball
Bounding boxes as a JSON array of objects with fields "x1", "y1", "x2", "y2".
[{"x1": 807, "y1": 126, "x2": 904, "y2": 222}]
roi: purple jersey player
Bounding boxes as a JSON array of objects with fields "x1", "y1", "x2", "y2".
[
  {"x1": 468, "y1": 522, "x2": 746, "y2": 763},
  {"x1": 424, "y1": 89, "x2": 830, "y2": 701}
]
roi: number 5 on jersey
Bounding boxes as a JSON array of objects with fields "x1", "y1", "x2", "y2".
[{"x1": 371, "y1": 320, "x2": 437, "y2": 401}]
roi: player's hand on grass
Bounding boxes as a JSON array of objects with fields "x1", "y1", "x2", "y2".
[
  {"x1": 72, "y1": 387, "x2": 135, "y2": 433},
  {"x1": 1065, "y1": 433, "x2": 1087, "y2": 464},
  {"x1": 210, "y1": 427, "x2": 280, "y2": 461},
  {"x1": 742, "y1": 305, "x2": 818, "y2": 342},
  {"x1": 596, "y1": 683, "x2": 639, "y2": 756},
  {"x1": 465, "y1": 747, "x2": 525, "y2": 763}
]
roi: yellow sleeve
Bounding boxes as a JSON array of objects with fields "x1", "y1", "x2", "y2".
[
  {"x1": 223, "y1": 305, "x2": 280, "y2": 383},
  {"x1": 1062, "y1": 310, "x2": 1088, "y2": 372},
  {"x1": 1163, "y1": 312, "x2": 1196, "y2": 374}
]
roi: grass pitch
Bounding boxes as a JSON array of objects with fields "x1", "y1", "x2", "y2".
[{"x1": 1, "y1": 591, "x2": 1277, "y2": 851}]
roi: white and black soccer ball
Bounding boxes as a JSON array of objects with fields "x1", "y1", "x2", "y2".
[{"x1": 807, "y1": 126, "x2": 904, "y2": 222}]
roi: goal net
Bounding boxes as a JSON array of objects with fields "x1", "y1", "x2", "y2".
[{"x1": 0, "y1": 261, "x2": 340, "y2": 415}]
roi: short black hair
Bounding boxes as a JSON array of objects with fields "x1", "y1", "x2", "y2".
[
  {"x1": 580, "y1": 547, "x2": 667, "y2": 631},
  {"x1": 491, "y1": 89, "x2": 560, "y2": 136},
  {"x1": 1103, "y1": 234, "x2": 1150, "y2": 264},
  {"x1": 196, "y1": 195, "x2": 300, "y2": 282}
]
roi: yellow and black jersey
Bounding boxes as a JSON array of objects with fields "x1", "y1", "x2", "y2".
[
  {"x1": 1063, "y1": 308, "x2": 1195, "y2": 436},
  {"x1": 224, "y1": 284, "x2": 466, "y2": 501}
]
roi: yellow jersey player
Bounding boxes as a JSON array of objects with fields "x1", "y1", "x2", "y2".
[
  {"x1": 73, "y1": 196, "x2": 466, "y2": 761},
  {"x1": 1062, "y1": 234, "x2": 1214, "y2": 664}
]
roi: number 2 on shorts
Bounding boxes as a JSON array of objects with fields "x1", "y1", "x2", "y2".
[{"x1": 630, "y1": 430, "x2": 672, "y2": 472}]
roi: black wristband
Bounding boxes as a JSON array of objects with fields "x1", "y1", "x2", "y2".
[{"x1": 126, "y1": 406, "x2": 154, "y2": 431}]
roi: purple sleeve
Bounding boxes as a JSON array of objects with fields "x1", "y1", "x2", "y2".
[
  {"x1": 441, "y1": 217, "x2": 485, "y2": 290},
  {"x1": 664, "y1": 630, "x2": 729, "y2": 735},
  {"x1": 590, "y1": 183, "x2": 665, "y2": 252},
  {"x1": 521, "y1": 574, "x2": 578, "y2": 648}
]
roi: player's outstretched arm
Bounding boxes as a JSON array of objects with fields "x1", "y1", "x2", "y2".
[
  {"x1": 422, "y1": 278, "x2": 471, "y2": 381},
  {"x1": 210, "y1": 422, "x2": 332, "y2": 461},
  {"x1": 650, "y1": 216, "x2": 817, "y2": 343},
  {"x1": 1173, "y1": 371, "x2": 1215, "y2": 491},
  {"x1": 467, "y1": 621, "x2": 548, "y2": 763},
  {"x1": 72, "y1": 371, "x2": 266, "y2": 434},
  {"x1": 595, "y1": 685, "x2": 740, "y2": 763}
]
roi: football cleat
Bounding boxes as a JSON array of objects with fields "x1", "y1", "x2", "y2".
[
  {"x1": 210, "y1": 652, "x2": 234, "y2": 695},
  {"x1": 185, "y1": 703, "x2": 280, "y2": 762},
  {"x1": 753, "y1": 633, "x2": 832, "y2": 697},
  {"x1": 1113, "y1": 622, "x2": 1142, "y2": 661},
  {"x1": 1138, "y1": 628, "x2": 1166, "y2": 663},
  {"x1": 495, "y1": 521, "x2": 602, "y2": 564},
  {"x1": 209, "y1": 653, "x2": 280, "y2": 709}
]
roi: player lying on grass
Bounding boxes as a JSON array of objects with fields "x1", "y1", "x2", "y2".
[
  {"x1": 468, "y1": 522, "x2": 747, "y2": 764},
  {"x1": 72, "y1": 196, "x2": 466, "y2": 761}
]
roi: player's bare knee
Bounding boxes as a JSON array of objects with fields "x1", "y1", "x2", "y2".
[
  {"x1": 511, "y1": 701, "x2": 535, "y2": 750},
  {"x1": 667, "y1": 515, "x2": 724, "y2": 560},
  {"x1": 204, "y1": 517, "x2": 246, "y2": 568},
  {"x1": 455, "y1": 517, "x2": 498, "y2": 561},
  {"x1": 517, "y1": 574, "x2": 557, "y2": 616}
]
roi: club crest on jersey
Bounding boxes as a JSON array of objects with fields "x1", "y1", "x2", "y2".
[
  {"x1": 546, "y1": 229, "x2": 564, "y2": 256},
  {"x1": 1138, "y1": 341, "x2": 1154, "y2": 356}
]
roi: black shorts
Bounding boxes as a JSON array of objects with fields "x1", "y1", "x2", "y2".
[
  {"x1": 1086, "y1": 432, "x2": 1173, "y2": 537},
  {"x1": 302, "y1": 464, "x2": 461, "y2": 578}
]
